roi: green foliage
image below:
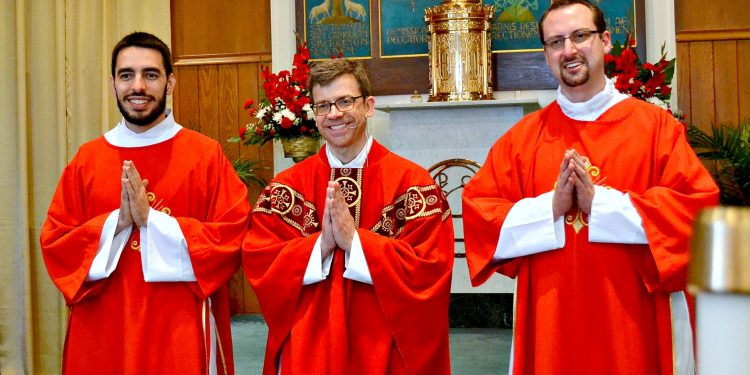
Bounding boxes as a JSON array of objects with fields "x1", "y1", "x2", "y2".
[
  {"x1": 232, "y1": 158, "x2": 269, "y2": 189},
  {"x1": 687, "y1": 119, "x2": 750, "y2": 205}
]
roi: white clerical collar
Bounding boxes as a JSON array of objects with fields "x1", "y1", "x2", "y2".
[
  {"x1": 104, "y1": 109, "x2": 183, "y2": 147},
  {"x1": 556, "y1": 78, "x2": 629, "y2": 121},
  {"x1": 327, "y1": 134, "x2": 373, "y2": 168}
]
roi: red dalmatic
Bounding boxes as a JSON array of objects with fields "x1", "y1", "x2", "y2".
[
  {"x1": 41, "y1": 129, "x2": 250, "y2": 375},
  {"x1": 463, "y1": 98, "x2": 719, "y2": 374}
]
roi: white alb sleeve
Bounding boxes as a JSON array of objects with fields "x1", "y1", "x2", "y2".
[
  {"x1": 86, "y1": 210, "x2": 132, "y2": 281},
  {"x1": 303, "y1": 235, "x2": 333, "y2": 285},
  {"x1": 493, "y1": 191, "x2": 565, "y2": 260},
  {"x1": 141, "y1": 208, "x2": 197, "y2": 282},
  {"x1": 588, "y1": 185, "x2": 648, "y2": 244},
  {"x1": 343, "y1": 231, "x2": 372, "y2": 284}
]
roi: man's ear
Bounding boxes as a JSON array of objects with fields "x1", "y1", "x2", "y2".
[
  {"x1": 109, "y1": 76, "x2": 116, "y2": 96},
  {"x1": 364, "y1": 96, "x2": 375, "y2": 117},
  {"x1": 601, "y1": 30, "x2": 613, "y2": 54},
  {"x1": 167, "y1": 73, "x2": 176, "y2": 95}
]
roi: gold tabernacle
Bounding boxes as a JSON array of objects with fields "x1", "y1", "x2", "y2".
[{"x1": 424, "y1": 0, "x2": 495, "y2": 101}]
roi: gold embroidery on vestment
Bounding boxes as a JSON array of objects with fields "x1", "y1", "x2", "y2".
[{"x1": 253, "y1": 182, "x2": 319, "y2": 237}]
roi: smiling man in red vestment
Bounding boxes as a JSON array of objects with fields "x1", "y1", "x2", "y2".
[
  {"x1": 40, "y1": 32, "x2": 250, "y2": 374},
  {"x1": 242, "y1": 59, "x2": 454, "y2": 375},
  {"x1": 462, "y1": 1, "x2": 719, "y2": 374}
]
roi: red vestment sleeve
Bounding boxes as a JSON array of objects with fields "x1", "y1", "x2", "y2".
[
  {"x1": 462, "y1": 134, "x2": 525, "y2": 286},
  {"x1": 627, "y1": 111, "x2": 719, "y2": 292},
  {"x1": 178, "y1": 143, "x2": 251, "y2": 298},
  {"x1": 358, "y1": 212, "x2": 454, "y2": 374},
  {"x1": 40, "y1": 152, "x2": 112, "y2": 303},
  {"x1": 242, "y1": 204, "x2": 321, "y2": 372}
]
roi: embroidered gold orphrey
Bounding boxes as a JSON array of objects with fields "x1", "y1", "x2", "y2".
[
  {"x1": 371, "y1": 185, "x2": 449, "y2": 238},
  {"x1": 330, "y1": 168, "x2": 363, "y2": 226},
  {"x1": 565, "y1": 155, "x2": 609, "y2": 234},
  {"x1": 254, "y1": 182, "x2": 320, "y2": 237}
]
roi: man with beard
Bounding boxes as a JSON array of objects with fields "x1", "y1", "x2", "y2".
[
  {"x1": 462, "y1": 1, "x2": 718, "y2": 374},
  {"x1": 242, "y1": 59, "x2": 454, "y2": 374},
  {"x1": 40, "y1": 32, "x2": 249, "y2": 375}
]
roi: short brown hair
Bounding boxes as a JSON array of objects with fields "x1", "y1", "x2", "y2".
[
  {"x1": 111, "y1": 31, "x2": 172, "y2": 76},
  {"x1": 307, "y1": 59, "x2": 372, "y2": 100},
  {"x1": 538, "y1": 0, "x2": 606, "y2": 45}
]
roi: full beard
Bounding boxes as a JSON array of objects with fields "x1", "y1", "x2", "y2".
[{"x1": 116, "y1": 86, "x2": 168, "y2": 126}]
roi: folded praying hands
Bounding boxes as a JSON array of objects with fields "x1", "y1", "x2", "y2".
[
  {"x1": 115, "y1": 160, "x2": 151, "y2": 234},
  {"x1": 552, "y1": 149, "x2": 595, "y2": 218},
  {"x1": 320, "y1": 181, "x2": 357, "y2": 259}
]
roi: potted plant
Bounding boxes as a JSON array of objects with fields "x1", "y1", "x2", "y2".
[{"x1": 687, "y1": 120, "x2": 750, "y2": 205}]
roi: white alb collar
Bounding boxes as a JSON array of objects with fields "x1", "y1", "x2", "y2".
[
  {"x1": 556, "y1": 78, "x2": 629, "y2": 121},
  {"x1": 327, "y1": 134, "x2": 373, "y2": 168},
  {"x1": 104, "y1": 109, "x2": 183, "y2": 147}
]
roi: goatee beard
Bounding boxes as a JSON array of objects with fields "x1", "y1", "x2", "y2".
[
  {"x1": 560, "y1": 58, "x2": 589, "y2": 87},
  {"x1": 117, "y1": 86, "x2": 168, "y2": 126},
  {"x1": 562, "y1": 69, "x2": 589, "y2": 87}
]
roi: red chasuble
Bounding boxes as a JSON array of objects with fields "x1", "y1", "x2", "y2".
[
  {"x1": 462, "y1": 98, "x2": 719, "y2": 375},
  {"x1": 41, "y1": 129, "x2": 250, "y2": 375},
  {"x1": 243, "y1": 141, "x2": 454, "y2": 375}
]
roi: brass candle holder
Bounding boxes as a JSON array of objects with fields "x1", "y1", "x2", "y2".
[
  {"x1": 689, "y1": 206, "x2": 750, "y2": 294},
  {"x1": 689, "y1": 206, "x2": 750, "y2": 374},
  {"x1": 424, "y1": 0, "x2": 495, "y2": 101}
]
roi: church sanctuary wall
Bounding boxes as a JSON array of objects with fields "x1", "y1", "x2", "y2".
[
  {"x1": 675, "y1": 0, "x2": 750, "y2": 131},
  {"x1": 171, "y1": 0, "x2": 274, "y2": 314},
  {"x1": 272, "y1": 0, "x2": 677, "y2": 173}
]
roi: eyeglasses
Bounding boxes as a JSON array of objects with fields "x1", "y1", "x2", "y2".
[
  {"x1": 311, "y1": 96, "x2": 364, "y2": 116},
  {"x1": 543, "y1": 29, "x2": 602, "y2": 51}
]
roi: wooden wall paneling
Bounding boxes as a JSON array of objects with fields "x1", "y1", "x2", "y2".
[
  {"x1": 174, "y1": 66, "x2": 201, "y2": 130},
  {"x1": 688, "y1": 42, "x2": 716, "y2": 132},
  {"x1": 676, "y1": 43, "x2": 691, "y2": 124},
  {"x1": 713, "y1": 41, "x2": 739, "y2": 126},
  {"x1": 171, "y1": 0, "x2": 272, "y2": 59},
  {"x1": 675, "y1": 0, "x2": 750, "y2": 32},
  {"x1": 198, "y1": 66, "x2": 221, "y2": 140},
  {"x1": 739, "y1": 40, "x2": 750, "y2": 122},
  {"x1": 218, "y1": 65, "x2": 241, "y2": 160}
]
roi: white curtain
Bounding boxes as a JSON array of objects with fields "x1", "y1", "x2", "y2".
[{"x1": 0, "y1": 1, "x2": 169, "y2": 373}]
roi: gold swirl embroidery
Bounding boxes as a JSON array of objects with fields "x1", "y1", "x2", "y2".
[
  {"x1": 565, "y1": 209, "x2": 589, "y2": 234},
  {"x1": 130, "y1": 240, "x2": 141, "y2": 251},
  {"x1": 561, "y1": 155, "x2": 603, "y2": 233}
]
